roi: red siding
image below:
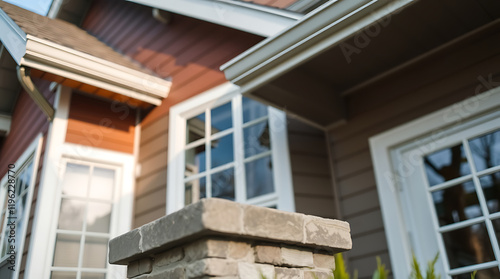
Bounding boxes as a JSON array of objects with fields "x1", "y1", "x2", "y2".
[
  {"x1": 82, "y1": 0, "x2": 263, "y2": 126},
  {"x1": 65, "y1": 93, "x2": 136, "y2": 154}
]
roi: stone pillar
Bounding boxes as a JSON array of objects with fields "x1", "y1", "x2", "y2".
[{"x1": 109, "y1": 198, "x2": 351, "y2": 279}]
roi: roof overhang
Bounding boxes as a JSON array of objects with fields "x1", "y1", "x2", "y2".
[
  {"x1": 222, "y1": 0, "x2": 413, "y2": 90},
  {"x1": 222, "y1": 0, "x2": 500, "y2": 129},
  {"x1": 128, "y1": 0, "x2": 301, "y2": 37},
  {"x1": 0, "y1": 7, "x2": 171, "y2": 106}
]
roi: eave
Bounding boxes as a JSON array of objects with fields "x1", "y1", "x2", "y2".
[
  {"x1": 0, "y1": 6, "x2": 171, "y2": 107},
  {"x1": 128, "y1": 0, "x2": 301, "y2": 37}
]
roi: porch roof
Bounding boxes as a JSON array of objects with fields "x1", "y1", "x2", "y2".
[{"x1": 221, "y1": 0, "x2": 500, "y2": 128}]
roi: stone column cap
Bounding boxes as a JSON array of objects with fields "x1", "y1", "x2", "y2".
[{"x1": 109, "y1": 198, "x2": 351, "y2": 265}]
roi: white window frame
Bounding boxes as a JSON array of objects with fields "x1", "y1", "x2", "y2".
[
  {"x1": 25, "y1": 86, "x2": 134, "y2": 279},
  {"x1": 370, "y1": 85, "x2": 500, "y2": 278},
  {"x1": 167, "y1": 82, "x2": 295, "y2": 214},
  {"x1": 0, "y1": 133, "x2": 43, "y2": 279}
]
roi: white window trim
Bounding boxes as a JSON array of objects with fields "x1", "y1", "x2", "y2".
[
  {"x1": 26, "y1": 86, "x2": 134, "y2": 279},
  {"x1": 167, "y1": 82, "x2": 295, "y2": 214},
  {"x1": 0, "y1": 133, "x2": 43, "y2": 279},
  {"x1": 369, "y1": 86, "x2": 500, "y2": 278}
]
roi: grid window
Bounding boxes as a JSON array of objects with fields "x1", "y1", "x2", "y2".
[
  {"x1": 50, "y1": 161, "x2": 117, "y2": 279},
  {"x1": 421, "y1": 128, "x2": 500, "y2": 278}
]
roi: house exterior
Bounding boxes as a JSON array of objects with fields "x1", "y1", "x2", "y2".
[{"x1": 0, "y1": 0, "x2": 499, "y2": 279}]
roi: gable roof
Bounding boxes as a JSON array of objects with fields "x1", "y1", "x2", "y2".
[{"x1": 0, "y1": 1, "x2": 171, "y2": 106}]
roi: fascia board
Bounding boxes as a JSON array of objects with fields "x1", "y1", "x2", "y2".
[
  {"x1": 0, "y1": 8, "x2": 27, "y2": 64},
  {"x1": 23, "y1": 36, "x2": 170, "y2": 105},
  {"x1": 221, "y1": 0, "x2": 414, "y2": 92},
  {"x1": 128, "y1": 0, "x2": 299, "y2": 37}
]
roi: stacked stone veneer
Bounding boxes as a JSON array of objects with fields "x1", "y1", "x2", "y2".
[{"x1": 109, "y1": 198, "x2": 352, "y2": 279}]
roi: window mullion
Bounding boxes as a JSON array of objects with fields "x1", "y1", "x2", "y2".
[
  {"x1": 232, "y1": 95, "x2": 246, "y2": 203},
  {"x1": 463, "y1": 139, "x2": 500, "y2": 265}
]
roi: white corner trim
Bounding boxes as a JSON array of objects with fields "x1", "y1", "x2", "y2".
[
  {"x1": 0, "y1": 114, "x2": 11, "y2": 134},
  {"x1": 0, "y1": 7, "x2": 26, "y2": 64},
  {"x1": 369, "y1": 86, "x2": 500, "y2": 279},
  {"x1": 25, "y1": 85, "x2": 71, "y2": 279},
  {"x1": 128, "y1": 0, "x2": 299, "y2": 37},
  {"x1": 221, "y1": 0, "x2": 414, "y2": 94}
]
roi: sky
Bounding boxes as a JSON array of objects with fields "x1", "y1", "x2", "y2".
[{"x1": 4, "y1": 0, "x2": 53, "y2": 15}]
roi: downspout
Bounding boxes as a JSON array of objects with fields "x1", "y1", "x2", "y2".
[{"x1": 17, "y1": 66, "x2": 55, "y2": 121}]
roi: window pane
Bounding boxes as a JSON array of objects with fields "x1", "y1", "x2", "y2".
[
  {"x1": 58, "y1": 199, "x2": 85, "y2": 231},
  {"x1": 492, "y1": 218, "x2": 500, "y2": 251},
  {"x1": 424, "y1": 144, "x2": 471, "y2": 186},
  {"x1": 442, "y1": 222, "x2": 495, "y2": 269},
  {"x1": 86, "y1": 202, "x2": 111, "y2": 233},
  {"x1": 53, "y1": 234, "x2": 81, "y2": 267},
  {"x1": 89, "y1": 167, "x2": 115, "y2": 201},
  {"x1": 469, "y1": 129, "x2": 500, "y2": 172},
  {"x1": 211, "y1": 134, "x2": 234, "y2": 169},
  {"x1": 246, "y1": 156, "x2": 274, "y2": 199},
  {"x1": 51, "y1": 271, "x2": 77, "y2": 279},
  {"x1": 479, "y1": 172, "x2": 500, "y2": 213},
  {"x1": 185, "y1": 177, "x2": 206, "y2": 205},
  {"x1": 186, "y1": 112, "x2": 205, "y2": 144},
  {"x1": 431, "y1": 180, "x2": 482, "y2": 226},
  {"x1": 211, "y1": 102, "x2": 232, "y2": 134},
  {"x1": 185, "y1": 144, "x2": 206, "y2": 176},
  {"x1": 244, "y1": 122, "x2": 270, "y2": 158},
  {"x1": 82, "y1": 236, "x2": 108, "y2": 268},
  {"x1": 81, "y1": 273, "x2": 106, "y2": 279},
  {"x1": 453, "y1": 267, "x2": 500, "y2": 279},
  {"x1": 62, "y1": 163, "x2": 90, "y2": 197},
  {"x1": 242, "y1": 97, "x2": 267, "y2": 123},
  {"x1": 212, "y1": 168, "x2": 235, "y2": 201}
]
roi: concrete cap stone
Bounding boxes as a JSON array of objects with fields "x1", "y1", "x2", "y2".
[{"x1": 109, "y1": 198, "x2": 351, "y2": 265}]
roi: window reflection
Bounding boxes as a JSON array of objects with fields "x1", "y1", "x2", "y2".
[
  {"x1": 246, "y1": 156, "x2": 274, "y2": 199},
  {"x1": 244, "y1": 122, "x2": 270, "y2": 158},
  {"x1": 185, "y1": 145, "x2": 206, "y2": 177},
  {"x1": 424, "y1": 144, "x2": 471, "y2": 186},
  {"x1": 469, "y1": 129, "x2": 500, "y2": 172},
  {"x1": 442, "y1": 223, "x2": 495, "y2": 269},
  {"x1": 242, "y1": 97, "x2": 267, "y2": 123},
  {"x1": 186, "y1": 112, "x2": 205, "y2": 144},
  {"x1": 211, "y1": 102, "x2": 232, "y2": 133},
  {"x1": 212, "y1": 168, "x2": 235, "y2": 200},
  {"x1": 479, "y1": 172, "x2": 500, "y2": 213},
  {"x1": 211, "y1": 134, "x2": 234, "y2": 169},
  {"x1": 431, "y1": 181, "x2": 482, "y2": 226}
]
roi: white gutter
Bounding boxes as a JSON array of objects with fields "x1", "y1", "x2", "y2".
[
  {"x1": 128, "y1": 0, "x2": 301, "y2": 37},
  {"x1": 0, "y1": 8, "x2": 171, "y2": 106},
  {"x1": 22, "y1": 36, "x2": 170, "y2": 105},
  {"x1": 221, "y1": 0, "x2": 414, "y2": 94}
]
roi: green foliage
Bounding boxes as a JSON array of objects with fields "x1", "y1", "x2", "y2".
[
  {"x1": 334, "y1": 253, "x2": 358, "y2": 279},
  {"x1": 471, "y1": 270, "x2": 477, "y2": 279},
  {"x1": 372, "y1": 256, "x2": 389, "y2": 279},
  {"x1": 410, "y1": 253, "x2": 441, "y2": 279}
]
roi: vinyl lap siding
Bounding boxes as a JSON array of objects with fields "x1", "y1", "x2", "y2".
[
  {"x1": 328, "y1": 29, "x2": 500, "y2": 278},
  {"x1": 82, "y1": 0, "x2": 263, "y2": 227},
  {"x1": 65, "y1": 93, "x2": 136, "y2": 154},
  {"x1": 287, "y1": 117, "x2": 336, "y2": 219}
]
